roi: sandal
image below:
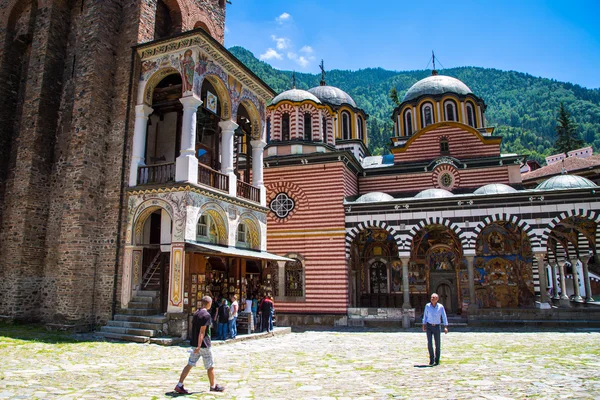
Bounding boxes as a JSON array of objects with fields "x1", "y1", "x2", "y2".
[{"x1": 210, "y1": 384, "x2": 225, "y2": 392}]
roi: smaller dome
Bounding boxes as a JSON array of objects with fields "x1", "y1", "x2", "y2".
[
  {"x1": 414, "y1": 188, "x2": 454, "y2": 199},
  {"x1": 474, "y1": 183, "x2": 518, "y2": 195},
  {"x1": 271, "y1": 88, "x2": 321, "y2": 105},
  {"x1": 535, "y1": 174, "x2": 598, "y2": 191},
  {"x1": 355, "y1": 192, "x2": 394, "y2": 203},
  {"x1": 403, "y1": 75, "x2": 472, "y2": 102},
  {"x1": 308, "y1": 85, "x2": 356, "y2": 107}
]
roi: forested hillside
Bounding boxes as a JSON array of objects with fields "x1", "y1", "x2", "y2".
[{"x1": 230, "y1": 46, "x2": 600, "y2": 161}]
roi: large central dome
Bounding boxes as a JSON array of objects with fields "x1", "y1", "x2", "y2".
[
  {"x1": 403, "y1": 75, "x2": 473, "y2": 102},
  {"x1": 308, "y1": 85, "x2": 356, "y2": 107}
]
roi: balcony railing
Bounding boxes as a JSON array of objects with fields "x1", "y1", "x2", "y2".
[
  {"x1": 137, "y1": 163, "x2": 175, "y2": 185},
  {"x1": 198, "y1": 164, "x2": 229, "y2": 192},
  {"x1": 237, "y1": 180, "x2": 260, "y2": 203}
]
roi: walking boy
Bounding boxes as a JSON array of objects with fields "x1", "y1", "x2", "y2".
[{"x1": 174, "y1": 296, "x2": 225, "y2": 394}]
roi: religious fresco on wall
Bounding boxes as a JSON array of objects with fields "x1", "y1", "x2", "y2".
[
  {"x1": 427, "y1": 246, "x2": 457, "y2": 271},
  {"x1": 179, "y1": 49, "x2": 195, "y2": 92},
  {"x1": 474, "y1": 221, "x2": 534, "y2": 308},
  {"x1": 390, "y1": 260, "x2": 402, "y2": 293},
  {"x1": 408, "y1": 262, "x2": 427, "y2": 293}
]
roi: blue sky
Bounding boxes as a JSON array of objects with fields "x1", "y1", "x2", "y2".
[{"x1": 224, "y1": 0, "x2": 600, "y2": 89}]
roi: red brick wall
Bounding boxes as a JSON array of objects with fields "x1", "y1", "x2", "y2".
[{"x1": 264, "y1": 162, "x2": 350, "y2": 314}]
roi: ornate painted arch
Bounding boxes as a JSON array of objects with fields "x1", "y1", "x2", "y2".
[
  {"x1": 345, "y1": 221, "x2": 403, "y2": 259},
  {"x1": 238, "y1": 98, "x2": 261, "y2": 139},
  {"x1": 198, "y1": 202, "x2": 228, "y2": 245},
  {"x1": 141, "y1": 67, "x2": 182, "y2": 105},
  {"x1": 131, "y1": 198, "x2": 175, "y2": 245},
  {"x1": 472, "y1": 213, "x2": 538, "y2": 251},
  {"x1": 540, "y1": 209, "x2": 600, "y2": 249},
  {"x1": 201, "y1": 74, "x2": 231, "y2": 120},
  {"x1": 407, "y1": 217, "x2": 468, "y2": 252},
  {"x1": 238, "y1": 212, "x2": 261, "y2": 250}
]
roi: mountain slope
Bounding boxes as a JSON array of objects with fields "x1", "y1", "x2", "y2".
[{"x1": 230, "y1": 46, "x2": 600, "y2": 161}]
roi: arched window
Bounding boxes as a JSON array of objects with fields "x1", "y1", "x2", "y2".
[
  {"x1": 154, "y1": 0, "x2": 182, "y2": 40},
  {"x1": 342, "y1": 111, "x2": 351, "y2": 139},
  {"x1": 197, "y1": 214, "x2": 217, "y2": 244},
  {"x1": 285, "y1": 258, "x2": 304, "y2": 297},
  {"x1": 236, "y1": 222, "x2": 247, "y2": 247},
  {"x1": 404, "y1": 109, "x2": 413, "y2": 136},
  {"x1": 422, "y1": 103, "x2": 434, "y2": 127},
  {"x1": 466, "y1": 103, "x2": 476, "y2": 127},
  {"x1": 357, "y1": 115, "x2": 364, "y2": 140},
  {"x1": 303, "y1": 113, "x2": 312, "y2": 140},
  {"x1": 322, "y1": 116, "x2": 327, "y2": 141},
  {"x1": 444, "y1": 100, "x2": 457, "y2": 121},
  {"x1": 266, "y1": 117, "x2": 271, "y2": 143},
  {"x1": 369, "y1": 261, "x2": 388, "y2": 294},
  {"x1": 440, "y1": 137, "x2": 450, "y2": 154},
  {"x1": 281, "y1": 113, "x2": 290, "y2": 141}
]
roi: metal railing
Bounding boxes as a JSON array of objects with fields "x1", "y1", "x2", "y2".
[
  {"x1": 237, "y1": 180, "x2": 260, "y2": 203},
  {"x1": 198, "y1": 164, "x2": 229, "y2": 192},
  {"x1": 137, "y1": 163, "x2": 175, "y2": 185}
]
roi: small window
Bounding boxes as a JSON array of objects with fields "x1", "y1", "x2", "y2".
[
  {"x1": 404, "y1": 109, "x2": 413, "y2": 136},
  {"x1": 266, "y1": 117, "x2": 271, "y2": 143},
  {"x1": 281, "y1": 113, "x2": 290, "y2": 141},
  {"x1": 466, "y1": 103, "x2": 475, "y2": 127},
  {"x1": 440, "y1": 137, "x2": 450, "y2": 154},
  {"x1": 197, "y1": 214, "x2": 217, "y2": 243},
  {"x1": 422, "y1": 104, "x2": 434, "y2": 127},
  {"x1": 322, "y1": 116, "x2": 327, "y2": 140},
  {"x1": 237, "y1": 223, "x2": 247, "y2": 245},
  {"x1": 342, "y1": 112, "x2": 351, "y2": 139},
  {"x1": 445, "y1": 101, "x2": 456, "y2": 121},
  {"x1": 197, "y1": 215, "x2": 207, "y2": 237},
  {"x1": 357, "y1": 115, "x2": 364, "y2": 140},
  {"x1": 284, "y1": 258, "x2": 304, "y2": 297},
  {"x1": 304, "y1": 113, "x2": 312, "y2": 140}
]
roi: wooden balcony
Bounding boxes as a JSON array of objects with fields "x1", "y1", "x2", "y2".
[
  {"x1": 237, "y1": 179, "x2": 260, "y2": 203},
  {"x1": 198, "y1": 163, "x2": 229, "y2": 192},
  {"x1": 137, "y1": 163, "x2": 175, "y2": 185}
]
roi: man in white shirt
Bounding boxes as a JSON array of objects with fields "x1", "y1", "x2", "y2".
[
  {"x1": 228, "y1": 295, "x2": 239, "y2": 339},
  {"x1": 422, "y1": 293, "x2": 448, "y2": 366}
]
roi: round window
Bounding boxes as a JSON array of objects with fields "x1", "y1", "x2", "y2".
[{"x1": 440, "y1": 173, "x2": 453, "y2": 188}]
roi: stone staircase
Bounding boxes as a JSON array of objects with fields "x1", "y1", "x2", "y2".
[{"x1": 99, "y1": 290, "x2": 181, "y2": 345}]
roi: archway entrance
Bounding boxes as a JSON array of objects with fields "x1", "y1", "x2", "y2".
[{"x1": 436, "y1": 283, "x2": 453, "y2": 314}]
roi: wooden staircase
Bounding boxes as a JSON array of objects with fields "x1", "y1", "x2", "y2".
[{"x1": 99, "y1": 290, "x2": 182, "y2": 345}]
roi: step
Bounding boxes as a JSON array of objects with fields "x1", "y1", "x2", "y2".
[
  {"x1": 100, "y1": 325, "x2": 158, "y2": 337},
  {"x1": 128, "y1": 301, "x2": 156, "y2": 309},
  {"x1": 149, "y1": 337, "x2": 184, "y2": 346},
  {"x1": 107, "y1": 320, "x2": 164, "y2": 331},
  {"x1": 135, "y1": 290, "x2": 159, "y2": 297},
  {"x1": 99, "y1": 332, "x2": 150, "y2": 343},
  {"x1": 114, "y1": 314, "x2": 167, "y2": 324},
  {"x1": 120, "y1": 308, "x2": 159, "y2": 316},
  {"x1": 132, "y1": 296, "x2": 155, "y2": 303}
]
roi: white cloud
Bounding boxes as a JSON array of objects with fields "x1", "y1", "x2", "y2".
[
  {"x1": 299, "y1": 45, "x2": 313, "y2": 54},
  {"x1": 260, "y1": 48, "x2": 283, "y2": 61},
  {"x1": 271, "y1": 35, "x2": 290, "y2": 50},
  {"x1": 287, "y1": 52, "x2": 310, "y2": 68},
  {"x1": 275, "y1": 12, "x2": 291, "y2": 24}
]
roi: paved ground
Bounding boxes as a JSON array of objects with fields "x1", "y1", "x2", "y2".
[{"x1": 1, "y1": 324, "x2": 600, "y2": 399}]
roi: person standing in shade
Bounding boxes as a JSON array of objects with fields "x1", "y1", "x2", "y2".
[
  {"x1": 228, "y1": 295, "x2": 239, "y2": 339},
  {"x1": 422, "y1": 293, "x2": 448, "y2": 366},
  {"x1": 216, "y1": 298, "x2": 229, "y2": 340},
  {"x1": 174, "y1": 296, "x2": 225, "y2": 394}
]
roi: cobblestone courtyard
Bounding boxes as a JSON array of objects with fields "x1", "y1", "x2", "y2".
[{"x1": 1, "y1": 325, "x2": 600, "y2": 399}]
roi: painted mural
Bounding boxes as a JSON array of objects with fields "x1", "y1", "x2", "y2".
[
  {"x1": 354, "y1": 228, "x2": 398, "y2": 294},
  {"x1": 475, "y1": 221, "x2": 534, "y2": 308}
]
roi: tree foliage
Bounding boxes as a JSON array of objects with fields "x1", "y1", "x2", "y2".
[
  {"x1": 230, "y1": 46, "x2": 600, "y2": 160},
  {"x1": 554, "y1": 102, "x2": 584, "y2": 153}
]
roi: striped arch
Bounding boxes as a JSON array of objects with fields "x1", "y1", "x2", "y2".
[
  {"x1": 540, "y1": 209, "x2": 600, "y2": 249},
  {"x1": 407, "y1": 217, "x2": 468, "y2": 251},
  {"x1": 472, "y1": 213, "x2": 538, "y2": 250},
  {"x1": 345, "y1": 221, "x2": 402, "y2": 259}
]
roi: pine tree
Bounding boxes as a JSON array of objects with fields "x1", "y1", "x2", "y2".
[
  {"x1": 389, "y1": 87, "x2": 400, "y2": 106},
  {"x1": 554, "y1": 102, "x2": 584, "y2": 153}
]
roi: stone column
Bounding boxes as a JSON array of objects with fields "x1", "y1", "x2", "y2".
[
  {"x1": 534, "y1": 253, "x2": 549, "y2": 303},
  {"x1": 129, "y1": 104, "x2": 154, "y2": 186},
  {"x1": 465, "y1": 255, "x2": 477, "y2": 311},
  {"x1": 558, "y1": 260, "x2": 569, "y2": 300},
  {"x1": 570, "y1": 259, "x2": 583, "y2": 302},
  {"x1": 175, "y1": 95, "x2": 202, "y2": 184},
  {"x1": 551, "y1": 262, "x2": 560, "y2": 300},
  {"x1": 219, "y1": 120, "x2": 239, "y2": 197},
  {"x1": 401, "y1": 257, "x2": 411, "y2": 309},
  {"x1": 581, "y1": 257, "x2": 595, "y2": 303},
  {"x1": 251, "y1": 137, "x2": 267, "y2": 206}
]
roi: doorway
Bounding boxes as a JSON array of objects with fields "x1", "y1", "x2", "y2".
[{"x1": 436, "y1": 283, "x2": 452, "y2": 314}]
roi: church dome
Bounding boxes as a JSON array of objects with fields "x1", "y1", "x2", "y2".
[
  {"x1": 414, "y1": 188, "x2": 454, "y2": 199},
  {"x1": 271, "y1": 88, "x2": 321, "y2": 105},
  {"x1": 474, "y1": 183, "x2": 518, "y2": 195},
  {"x1": 535, "y1": 174, "x2": 597, "y2": 191},
  {"x1": 308, "y1": 85, "x2": 356, "y2": 107},
  {"x1": 403, "y1": 75, "x2": 473, "y2": 102},
  {"x1": 355, "y1": 192, "x2": 394, "y2": 203}
]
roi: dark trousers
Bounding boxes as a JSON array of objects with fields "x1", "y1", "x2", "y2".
[{"x1": 426, "y1": 323, "x2": 441, "y2": 364}]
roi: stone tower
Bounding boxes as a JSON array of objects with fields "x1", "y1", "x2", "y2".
[{"x1": 0, "y1": 0, "x2": 227, "y2": 328}]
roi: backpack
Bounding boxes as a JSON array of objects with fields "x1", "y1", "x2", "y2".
[{"x1": 218, "y1": 304, "x2": 230, "y2": 321}]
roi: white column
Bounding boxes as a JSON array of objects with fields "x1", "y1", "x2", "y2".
[
  {"x1": 129, "y1": 104, "x2": 154, "y2": 186},
  {"x1": 551, "y1": 262, "x2": 560, "y2": 300},
  {"x1": 436, "y1": 102, "x2": 442, "y2": 122},
  {"x1": 219, "y1": 120, "x2": 239, "y2": 197},
  {"x1": 558, "y1": 261, "x2": 569, "y2": 300},
  {"x1": 251, "y1": 137, "x2": 267, "y2": 207},
  {"x1": 401, "y1": 258, "x2": 411, "y2": 309},
  {"x1": 582, "y1": 257, "x2": 595, "y2": 303},
  {"x1": 175, "y1": 95, "x2": 202, "y2": 184},
  {"x1": 570, "y1": 258, "x2": 583, "y2": 302}
]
